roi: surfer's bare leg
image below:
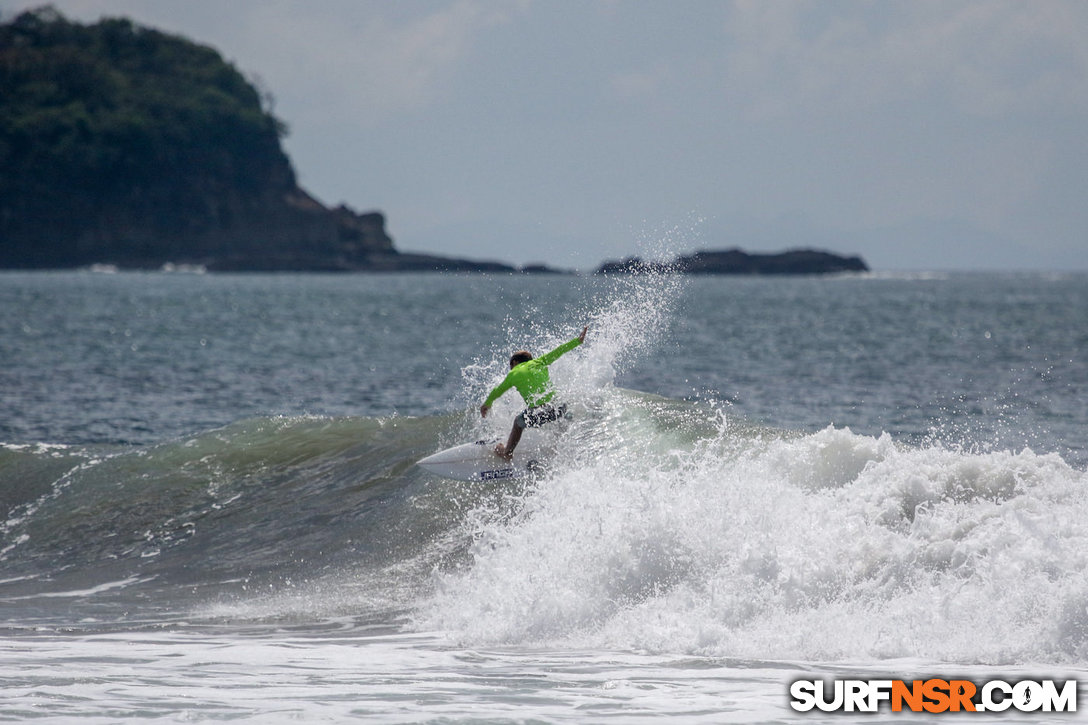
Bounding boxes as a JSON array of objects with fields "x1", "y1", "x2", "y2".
[{"x1": 495, "y1": 424, "x2": 521, "y2": 460}]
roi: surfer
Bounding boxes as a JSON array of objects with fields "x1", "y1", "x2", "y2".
[{"x1": 480, "y1": 325, "x2": 588, "y2": 460}]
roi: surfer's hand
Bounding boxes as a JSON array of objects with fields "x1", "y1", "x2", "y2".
[
  {"x1": 578, "y1": 325, "x2": 588, "y2": 343},
  {"x1": 480, "y1": 404, "x2": 490, "y2": 418}
]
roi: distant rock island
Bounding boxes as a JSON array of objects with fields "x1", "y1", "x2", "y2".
[
  {"x1": 0, "y1": 9, "x2": 866, "y2": 276},
  {"x1": 596, "y1": 248, "x2": 868, "y2": 275}
]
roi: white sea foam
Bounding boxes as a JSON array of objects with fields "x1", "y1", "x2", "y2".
[
  {"x1": 420, "y1": 266, "x2": 1088, "y2": 665},
  {"x1": 419, "y1": 416, "x2": 1088, "y2": 664}
]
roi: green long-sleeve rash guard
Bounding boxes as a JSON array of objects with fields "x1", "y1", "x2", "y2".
[{"x1": 483, "y1": 337, "x2": 583, "y2": 409}]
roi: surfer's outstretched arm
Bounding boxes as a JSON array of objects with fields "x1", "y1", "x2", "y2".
[{"x1": 537, "y1": 325, "x2": 589, "y2": 367}]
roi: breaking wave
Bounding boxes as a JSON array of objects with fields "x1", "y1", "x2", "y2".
[{"x1": 3, "y1": 268, "x2": 1086, "y2": 667}]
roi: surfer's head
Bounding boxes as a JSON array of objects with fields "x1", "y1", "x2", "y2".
[{"x1": 509, "y1": 351, "x2": 532, "y2": 367}]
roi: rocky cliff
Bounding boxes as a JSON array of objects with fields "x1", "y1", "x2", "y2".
[{"x1": 0, "y1": 8, "x2": 520, "y2": 272}]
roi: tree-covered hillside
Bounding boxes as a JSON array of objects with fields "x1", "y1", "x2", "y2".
[{"x1": 0, "y1": 7, "x2": 408, "y2": 270}]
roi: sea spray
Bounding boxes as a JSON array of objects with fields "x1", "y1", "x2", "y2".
[
  {"x1": 457, "y1": 259, "x2": 688, "y2": 451},
  {"x1": 418, "y1": 402, "x2": 1088, "y2": 664}
]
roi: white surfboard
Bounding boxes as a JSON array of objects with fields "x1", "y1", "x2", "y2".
[{"x1": 417, "y1": 434, "x2": 556, "y2": 482}]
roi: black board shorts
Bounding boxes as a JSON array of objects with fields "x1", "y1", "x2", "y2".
[{"x1": 514, "y1": 402, "x2": 567, "y2": 430}]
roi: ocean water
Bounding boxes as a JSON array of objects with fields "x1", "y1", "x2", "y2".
[{"x1": 1, "y1": 268, "x2": 1086, "y2": 722}]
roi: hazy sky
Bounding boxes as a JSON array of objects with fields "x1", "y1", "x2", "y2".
[{"x1": 4, "y1": 1, "x2": 1087, "y2": 270}]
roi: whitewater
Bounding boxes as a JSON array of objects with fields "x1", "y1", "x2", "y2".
[{"x1": 1, "y1": 267, "x2": 1086, "y2": 722}]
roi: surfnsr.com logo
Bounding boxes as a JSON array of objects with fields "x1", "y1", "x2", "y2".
[{"x1": 789, "y1": 678, "x2": 1077, "y2": 713}]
